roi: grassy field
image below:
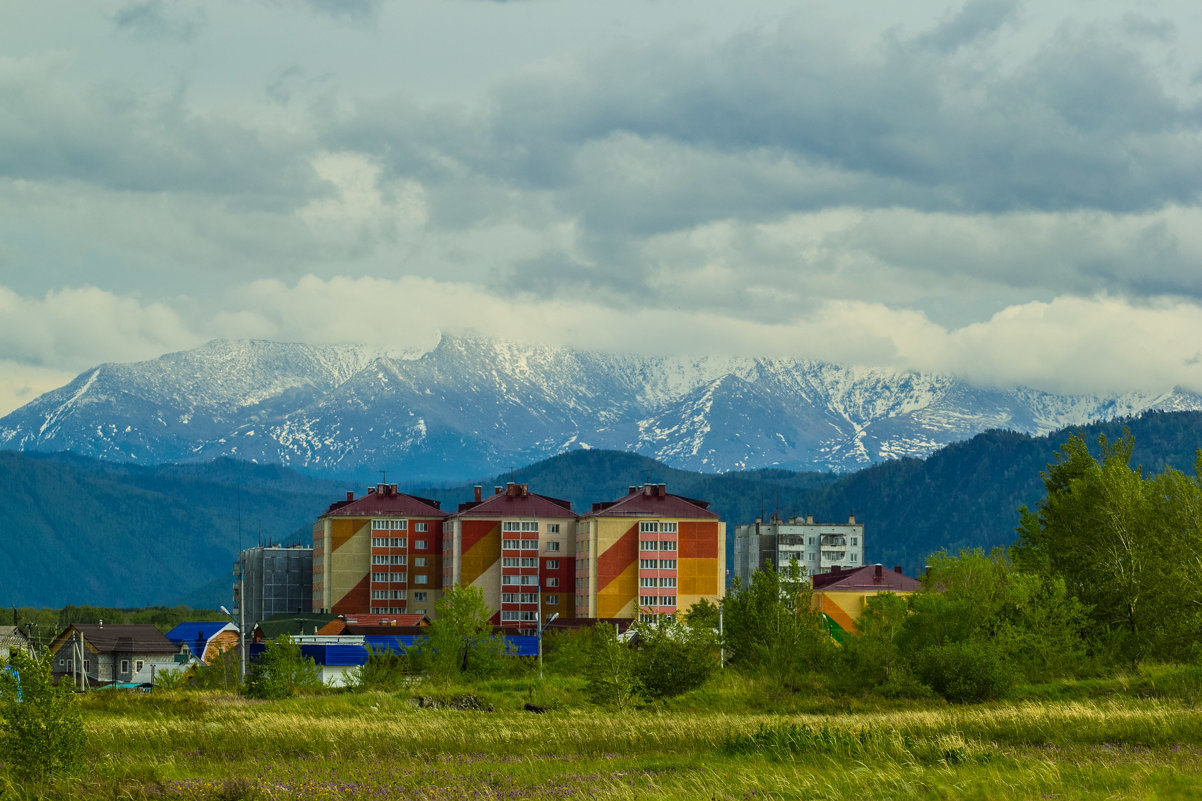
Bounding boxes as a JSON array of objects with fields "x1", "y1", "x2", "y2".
[{"x1": 6, "y1": 672, "x2": 1202, "y2": 800}]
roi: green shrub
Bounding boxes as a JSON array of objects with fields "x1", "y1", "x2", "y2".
[
  {"x1": 914, "y1": 642, "x2": 1012, "y2": 703},
  {"x1": 353, "y1": 645, "x2": 412, "y2": 691},
  {"x1": 0, "y1": 650, "x2": 86, "y2": 780},
  {"x1": 244, "y1": 636, "x2": 322, "y2": 700},
  {"x1": 633, "y1": 618, "x2": 718, "y2": 700},
  {"x1": 584, "y1": 623, "x2": 641, "y2": 710}
]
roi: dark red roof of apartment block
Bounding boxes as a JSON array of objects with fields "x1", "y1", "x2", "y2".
[
  {"x1": 586, "y1": 483, "x2": 718, "y2": 518},
  {"x1": 323, "y1": 484, "x2": 446, "y2": 518}
]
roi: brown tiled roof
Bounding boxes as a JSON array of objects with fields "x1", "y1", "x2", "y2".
[
  {"x1": 323, "y1": 484, "x2": 446, "y2": 518},
  {"x1": 320, "y1": 614, "x2": 431, "y2": 634},
  {"x1": 455, "y1": 483, "x2": 575, "y2": 518},
  {"x1": 345, "y1": 624, "x2": 430, "y2": 637},
  {"x1": 586, "y1": 484, "x2": 718, "y2": 519},
  {"x1": 811, "y1": 564, "x2": 921, "y2": 592},
  {"x1": 51, "y1": 624, "x2": 177, "y2": 655}
]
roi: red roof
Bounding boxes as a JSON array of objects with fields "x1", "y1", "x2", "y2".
[
  {"x1": 455, "y1": 483, "x2": 576, "y2": 518},
  {"x1": 323, "y1": 484, "x2": 446, "y2": 518},
  {"x1": 586, "y1": 484, "x2": 718, "y2": 519},
  {"x1": 342, "y1": 614, "x2": 429, "y2": 627},
  {"x1": 811, "y1": 564, "x2": 921, "y2": 592}
]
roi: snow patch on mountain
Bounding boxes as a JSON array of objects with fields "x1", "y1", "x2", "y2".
[{"x1": 2, "y1": 336, "x2": 1200, "y2": 481}]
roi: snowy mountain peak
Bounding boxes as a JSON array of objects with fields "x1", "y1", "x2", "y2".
[{"x1": 2, "y1": 337, "x2": 1199, "y2": 481}]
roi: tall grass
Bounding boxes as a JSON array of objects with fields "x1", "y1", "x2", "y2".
[{"x1": 20, "y1": 685, "x2": 1202, "y2": 800}]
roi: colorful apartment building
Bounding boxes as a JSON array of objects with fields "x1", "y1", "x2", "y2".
[
  {"x1": 312, "y1": 484, "x2": 447, "y2": 617},
  {"x1": 442, "y1": 483, "x2": 579, "y2": 628},
  {"x1": 577, "y1": 484, "x2": 726, "y2": 621},
  {"x1": 810, "y1": 563, "x2": 921, "y2": 639}
]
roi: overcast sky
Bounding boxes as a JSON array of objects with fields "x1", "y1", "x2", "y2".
[{"x1": 3, "y1": 0, "x2": 1202, "y2": 415}]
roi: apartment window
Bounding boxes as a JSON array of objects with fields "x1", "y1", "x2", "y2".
[
  {"x1": 135, "y1": 660, "x2": 144, "y2": 673},
  {"x1": 545, "y1": 577, "x2": 559, "y2": 588},
  {"x1": 415, "y1": 522, "x2": 429, "y2": 532},
  {"x1": 521, "y1": 539, "x2": 538, "y2": 550},
  {"x1": 661, "y1": 540, "x2": 676, "y2": 551},
  {"x1": 503, "y1": 539, "x2": 520, "y2": 550},
  {"x1": 659, "y1": 559, "x2": 677, "y2": 570},
  {"x1": 372, "y1": 590, "x2": 388, "y2": 600},
  {"x1": 390, "y1": 538, "x2": 407, "y2": 548},
  {"x1": 639, "y1": 521, "x2": 659, "y2": 533},
  {"x1": 120, "y1": 660, "x2": 130, "y2": 674},
  {"x1": 851, "y1": 554, "x2": 857, "y2": 562},
  {"x1": 851, "y1": 537, "x2": 858, "y2": 546},
  {"x1": 660, "y1": 522, "x2": 678, "y2": 533},
  {"x1": 414, "y1": 592, "x2": 427, "y2": 602},
  {"x1": 414, "y1": 557, "x2": 427, "y2": 567},
  {"x1": 639, "y1": 559, "x2": 657, "y2": 570},
  {"x1": 415, "y1": 540, "x2": 427, "y2": 550},
  {"x1": 545, "y1": 541, "x2": 560, "y2": 552},
  {"x1": 640, "y1": 541, "x2": 658, "y2": 552},
  {"x1": 373, "y1": 572, "x2": 388, "y2": 583},
  {"x1": 415, "y1": 575, "x2": 428, "y2": 585},
  {"x1": 371, "y1": 537, "x2": 388, "y2": 548},
  {"x1": 548, "y1": 524, "x2": 560, "y2": 533},
  {"x1": 545, "y1": 559, "x2": 559, "y2": 570},
  {"x1": 84, "y1": 660, "x2": 90, "y2": 672},
  {"x1": 545, "y1": 595, "x2": 559, "y2": 605},
  {"x1": 502, "y1": 521, "x2": 539, "y2": 533},
  {"x1": 390, "y1": 572, "x2": 407, "y2": 582},
  {"x1": 502, "y1": 593, "x2": 519, "y2": 603},
  {"x1": 372, "y1": 555, "x2": 389, "y2": 565},
  {"x1": 394, "y1": 555, "x2": 408, "y2": 565},
  {"x1": 503, "y1": 557, "x2": 521, "y2": 567},
  {"x1": 501, "y1": 610, "x2": 538, "y2": 622}
]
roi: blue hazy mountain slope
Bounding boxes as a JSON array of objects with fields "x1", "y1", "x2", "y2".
[{"x1": 3, "y1": 410, "x2": 1199, "y2": 608}]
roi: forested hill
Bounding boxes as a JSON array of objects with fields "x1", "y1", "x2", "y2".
[{"x1": 3, "y1": 411, "x2": 1200, "y2": 608}]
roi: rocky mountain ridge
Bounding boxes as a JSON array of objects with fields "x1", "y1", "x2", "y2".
[{"x1": 2, "y1": 335, "x2": 1198, "y2": 480}]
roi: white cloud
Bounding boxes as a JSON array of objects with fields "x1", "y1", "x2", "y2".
[
  {"x1": 0, "y1": 360, "x2": 77, "y2": 417},
  {"x1": 0, "y1": 285, "x2": 197, "y2": 370}
]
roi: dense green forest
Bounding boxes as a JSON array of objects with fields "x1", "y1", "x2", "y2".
[{"x1": 2, "y1": 411, "x2": 1200, "y2": 608}]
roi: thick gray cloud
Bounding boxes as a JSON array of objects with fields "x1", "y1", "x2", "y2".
[{"x1": 1, "y1": 0, "x2": 1201, "y2": 411}]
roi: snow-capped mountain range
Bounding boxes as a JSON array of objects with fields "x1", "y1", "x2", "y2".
[{"x1": 2, "y1": 335, "x2": 1199, "y2": 481}]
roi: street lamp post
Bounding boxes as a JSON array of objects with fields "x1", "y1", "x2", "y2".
[
  {"x1": 219, "y1": 601, "x2": 246, "y2": 683},
  {"x1": 538, "y1": 610, "x2": 559, "y2": 680}
]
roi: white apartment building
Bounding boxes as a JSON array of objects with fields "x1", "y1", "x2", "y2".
[{"x1": 733, "y1": 514, "x2": 864, "y2": 586}]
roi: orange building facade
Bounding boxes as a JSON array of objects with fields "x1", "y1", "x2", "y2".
[
  {"x1": 443, "y1": 483, "x2": 579, "y2": 628},
  {"x1": 577, "y1": 484, "x2": 726, "y2": 621},
  {"x1": 312, "y1": 484, "x2": 447, "y2": 617}
]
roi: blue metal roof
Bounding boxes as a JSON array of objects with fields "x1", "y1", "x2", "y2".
[{"x1": 165, "y1": 622, "x2": 233, "y2": 655}]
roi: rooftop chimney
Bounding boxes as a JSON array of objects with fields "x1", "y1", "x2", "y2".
[
  {"x1": 495, "y1": 486, "x2": 503, "y2": 495},
  {"x1": 629, "y1": 486, "x2": 638, "y2": 495},
  {"x1": 894, "y1": 565, "x2": 903, "y2": 574},
  {"x1": 874, "y1": 564, "x2": 883, "y2": 579},
  {"x1": 806, "y1": 514, "x2": 814, "y2": 525},
  {"x1": 657, "y1": 484, "x2": 666, "y2": 497},
  {"x1": 474, "y1": 486, "x2": 482, "y2": 503},
  {"x1": 346, "y1": 491, "x2": 354, "y2": 502},
  {"x1": 848, "y1": 513, "x2": 856, "y2": 524}
]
